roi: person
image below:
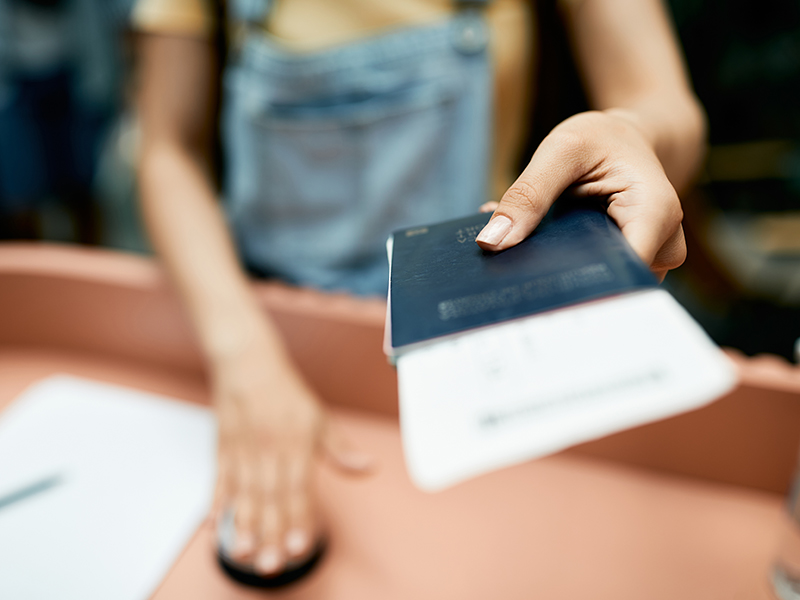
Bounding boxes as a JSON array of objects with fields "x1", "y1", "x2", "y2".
[{"x1": 133, "y1": 0, "x2": 704, "y2": 579}]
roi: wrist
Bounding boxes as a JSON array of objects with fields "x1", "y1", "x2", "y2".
[
  {"x1": 600, "y1": 108, "x2": 658, "y2": 150},
  {"x1": 601, "y1": 100, "x2": 706, "y2": 193},
  {"x1": 197, "y1": 299, "x2": 284, "y2": 366}
]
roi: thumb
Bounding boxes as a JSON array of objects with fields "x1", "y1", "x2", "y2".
[
  {"x1": 320, "y1": 421, "x2": 374, "y2": 474},
  {"x1": 476, "y1": 131, "x2": 589, "y2": 251}
]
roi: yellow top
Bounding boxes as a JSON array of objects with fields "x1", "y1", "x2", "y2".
[{"x1": 132, "y1": 0, "x2": 535, "y2": 198}]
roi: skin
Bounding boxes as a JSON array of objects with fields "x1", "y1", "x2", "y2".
[
  {"x1": 476, "y1": 0, "x2": 706, "y2": 281},
  {"x1": 137, "y1": 36, "x2": 372, "y2": 574},
  {"x1": 136, "y1": 0, "x2": 705, "y2": 577}
]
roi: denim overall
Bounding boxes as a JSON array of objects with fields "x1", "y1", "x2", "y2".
[{"x1": 223, "y1": 0, "x2": 493, "y2": 296}]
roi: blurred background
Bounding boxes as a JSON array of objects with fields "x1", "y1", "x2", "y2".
[
  {"x1": 0, "y1": 0, "x2": 140, "y2": 249},
  {"x1": 0, "y1": 0, "x2": 798, "y2": 360},
  {"x1": 667, "y1": 0, "x2": 800, "y2": 363}
]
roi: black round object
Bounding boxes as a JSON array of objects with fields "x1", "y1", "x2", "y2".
[{"x1": 217, "y1": 541, "x2": 327, "y2": 589}]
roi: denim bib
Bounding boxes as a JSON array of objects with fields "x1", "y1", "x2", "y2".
[{"x1": 223, "y1": 0, "x2": 493, "y2": 296}]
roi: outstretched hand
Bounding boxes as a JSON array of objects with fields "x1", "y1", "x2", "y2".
[{"x1": 476, "y1": 110, "x2": 687, "y2": 281}]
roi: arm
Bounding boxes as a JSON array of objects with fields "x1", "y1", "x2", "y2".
[
  {"x1": 477, "y1": 0, "x2": 705, "y2": 279},
  {"x1": 137, "y1": 34, "x2": 274, "y2": 367},
  {"x1": 562, "y1": 0, "x2": 706, "y2": 192},
  {"x1": 136, "y1": 34, "x2": 368, "y2": 574}
]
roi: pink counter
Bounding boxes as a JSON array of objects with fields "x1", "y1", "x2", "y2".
[{"x1": 1, "y1": 243, "x2": 799, "y2": 599}]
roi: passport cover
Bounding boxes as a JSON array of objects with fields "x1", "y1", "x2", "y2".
[{"x1": 388, "y1": 202, "x2": 658, "y2": 352}]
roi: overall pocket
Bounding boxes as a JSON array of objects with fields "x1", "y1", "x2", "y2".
[
  {"x1": 223, "y1": 39, "x2": 467, "y2": 260},
  {"x1": 221, "y1": 22, "x2": 491, "y2": 294}
]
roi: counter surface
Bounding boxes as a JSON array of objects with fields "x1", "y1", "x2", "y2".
[{"x1": 1, "y1": 243, "x2": 796, "y2": 599}]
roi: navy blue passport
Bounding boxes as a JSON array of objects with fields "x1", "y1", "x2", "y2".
[{"x1": 388, "y1": 204, "x2": 658, "y2": 353}]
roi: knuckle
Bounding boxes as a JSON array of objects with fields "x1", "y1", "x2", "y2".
[
  {"x1": 653, "y1": 227, "x2": 687, "y2": 272},
  {"x1": 547, "y1": 125, "x2": 594, "y2": 158},
  {"x1": 548, "y1": 127, "x2": 583, "y2": 150},
  {"x1": 674, "y1": 248, "x2": 687, "y2": 268},
  {"x1": 672, "y1": 233, "x2": 688, "y2": 268},
  {"x1": 502, "y1": 179, "x2": 541, "y2": 212},
  {"x1": 666, "y1": 241, "x2": 687, "y2": 269},
  {"x1": 673, "y1": 202, "x2": 685, "y2": 226}
]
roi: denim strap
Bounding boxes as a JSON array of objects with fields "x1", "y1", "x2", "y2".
[
  {"x1": 227, "y1": 0, "x2": 272, "y2": 25},
  {"x1": 452, "y1": 0, "x2": 491, "y2": 54}
]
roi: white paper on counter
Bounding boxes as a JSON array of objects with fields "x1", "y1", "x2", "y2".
[
  {"x1": 398, "y1": 289, "x2": 737, "y2": 491},
  {"x1": 0, "y1": 375, "x2": 216, "y2": 600}
]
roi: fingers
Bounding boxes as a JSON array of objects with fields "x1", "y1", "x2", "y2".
[
  {"x1": 476, "y1": 110, "x2": 687, "y2": 279},
  {"x1": 621, "y1": 216, "x2": 686, "y2": 273},
  {"x1": 211, "y1": 396, "x2": 238, "y2": 523},
  {"x1": 476, "y1": 128, "x2": 593, "y2": 251},
  {"x1": 602, "y1": 164, "x2": 686, "y2": 273},
  {"x1": 210, "y1": 441, "x2": 234, "y2": 524},
  {"x1": 253, "y1": 452, "x2": 283, "y2": 574},
  {"x1": 215, "y1": 396, "x2": 260, "y2": 561},
  {"x1": 283, "y1": 444, "x2": 316, "y2": 560},
  {"x1": 217, "y1": 407, "x2": 331, "y2": 576},
  {"x1": 224, "y1": 436, "x2": 305, "y2": 576},
  {"x1": 213, "y1": 368, "x2": 374, "y2": 578},
  {"x1": 228, "y1": 443, "x2": 259, "y2": 560},
  {"x1": 254, "y1": 438, "x2": 315, "y2": 575},
  {"x1": 651, "y1": 223, "x2": 686, "y2": 273},
  {"x1": 647, "y1": 223, "x2": 686, "y2": 282}
]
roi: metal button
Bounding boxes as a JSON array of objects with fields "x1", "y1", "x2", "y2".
[{"x1": 451, "y1": 11, "x2": 489, "y2": 55}]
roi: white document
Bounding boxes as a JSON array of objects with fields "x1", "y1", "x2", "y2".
[
  {"x1": 0, "y1": 376, "x2": 216, "y2": 600},
  {"x1": 397, "y1": 289, "x2": 737, "y2": 491}
]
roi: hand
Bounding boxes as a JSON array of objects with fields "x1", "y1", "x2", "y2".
[
  {"x1": 210, "y1": 331, "x2": 372, "y2": 575},
  {"x1": 476, "y1": 110, "x2": 687, "y2": 281}
]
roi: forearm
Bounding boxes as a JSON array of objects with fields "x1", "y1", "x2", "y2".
[
  {"x1": 560, "y1": 0, "x2": 707, "y2": 193},
  {"x1": 135, "y1": 32, "x2": 293, "y2": 368},
  {"x1": 138, "y1": 141, "x2": 288, "y2": 365}
]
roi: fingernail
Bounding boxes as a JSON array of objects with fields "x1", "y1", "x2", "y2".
[
  {"x1": 285, "y1": 529, "x2": 310, "y2": 557},
  {"x1": 476, "y1": 215, "x2": 512, "y2": 246},
  {"x1": 255, "y1": 547, "x2": 283, "y2": 575}
]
